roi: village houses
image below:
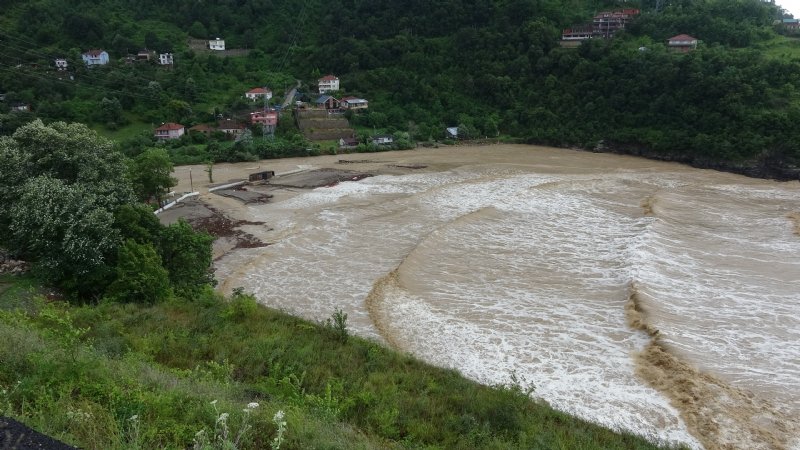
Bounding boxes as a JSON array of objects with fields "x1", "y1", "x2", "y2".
[
  {"x1": 667, "y1": 34, "x2": 699, "y2": 52},
  {"x1": 217, "y1": 119, "x2": 246, "y2": 138},
  {"x1": 371, "y1": 135, "x2": 394, "y2": 146},
  {"x1": 209, "y1": 38, "x2": 225, "y2": 51},
  {"x1": 562, "y1": 9, "x2": 639, "y2": 41},
  {"x1": 159, "y1": 53, "x2": 174, "y2": 66},
  {"x1": 54, "y1": 58, "x2": 68, "y2": 71},
  {"x1": 315, "y1": 95, "x2": 341, "y2": 110},
  {"x1": 154, "y1": 122, "x2": 185, "y2": 140},
  {"x1": 341, "y1": 96, "x2": 368, "y2": 110},
  {"x1": 245, "y1": 87, "x2": 273, "y2": 101},
  {"x1": 250, "y1": 109, "x2": 278, "y2": 133},
  {"x1": 318, "y1": 74, "x2": 340, "y2": 93},
  {"x1": 81, "y1": 49, "x2": 109, "y2": 66}
]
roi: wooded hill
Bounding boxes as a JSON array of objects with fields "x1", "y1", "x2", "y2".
[{"x1": 1, "y1": 0, "x2": 799, "y2": 177}]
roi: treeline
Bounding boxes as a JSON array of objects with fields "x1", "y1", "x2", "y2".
[
  {"x1": 0, "y1": 120, "x2": 212, "y2": 300},
  {"x1": 2, "y1": 0, "x2": 799, "y2": 175}
]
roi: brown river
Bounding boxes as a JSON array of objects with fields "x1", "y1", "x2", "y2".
[{"x1": 198, "y1": 145, "x2": 800, "y2": 449}]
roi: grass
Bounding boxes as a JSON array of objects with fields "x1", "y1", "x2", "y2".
[
  {"x1": 754, "y1": 35, "x2": 800, "y2": 60},
  {"x1": 91, "y1": 120, "x2": 153, "y2": 141},
  {"x1": 0, "y1": 274, "x2": 682, "y2": 449}
]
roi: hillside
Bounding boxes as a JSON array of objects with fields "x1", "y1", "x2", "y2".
[{"x1": 1, "y1": 0, "x2": 800, "y2": 177}]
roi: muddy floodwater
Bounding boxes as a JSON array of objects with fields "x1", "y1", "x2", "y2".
[{"x1": 206, "y1": 145, "x2": 800, "y2": 449}]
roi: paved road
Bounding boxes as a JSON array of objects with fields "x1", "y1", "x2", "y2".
[{"x1": 282, "y1": 79, "x2": 301, "y2": 109}]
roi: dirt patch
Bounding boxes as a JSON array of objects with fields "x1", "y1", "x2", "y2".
[
  {"x1": 269, "y1": 168, "x2": 373, "y2": 189},
  {"x1": 189, "y1": 206, "x2": 270, "y2": 253},
  {"x1": 213, "y1": 186, "x2": 273, "y2": 204}
]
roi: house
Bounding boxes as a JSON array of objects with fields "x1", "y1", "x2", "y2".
[
  {"x1": 371, "y1": 135, "x2": 394, "y2": 146},
  {"x1": 54, "y1": 58, "x2": 68, "y2": 71},
  {"x1": 209, "y1": 38, "x2": 225, "y2": 51},
  {"x1": 189, "y1": 124, "x2": 216, "y2": 137},
  {"x1": 250, "y1": 109, "x2": 278, "y2": 132},
  {"x1": 314, "y1": 95, "x2": 340, "y2": 110},
  {"x1": 158, "y1": 53, "x2": 174, "y2": 66},
  {"x1": 667, "y1": 34, "x2": 698, "y2": 53},
  {"x1": 446, "y1": 127, "x2": 459, "y2": 139},
  {"x1": 561, "y1": 26, "x2": 594, "y2": 41},
  {"x1": 245, "y1": 87, "x2": 273, "y2": 101},
  {"x1": 10, "y1": 103, "x2": 31, "y2": 112},
  {"x1": 318, "y1": 74, "x2": 339, "y2": 93},
  {"x1": 782, "y1": 18, "x2": 800, "y2": 30},
  {"x1": 154, "y1": 123, "x2": 185, "y2": 140},
  {"x1": 137, "y1": 49, "x2": 155, "y2": 61},
  {"x1": 81, "y1": 49, "x2": 109, "y2": 66},
  {"x1": 592, "y1": 9, "x2": 640, "y2": 38},
  {"x1": 0, "y1": 93, "x2": 6, "y2": 101},
  {"x1": 217, "y1": 119, "x2": 247, "y2": 138},
  {"x1": 340, "y1": 96, "x2": 368, "y2": 110},
  {"x1": 339, "y1": 137, "x2": 359, "y2": 149}
]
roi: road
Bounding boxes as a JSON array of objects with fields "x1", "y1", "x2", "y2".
[{"x1": 281, "y1": 79, "x2": 301, "y2": 109}]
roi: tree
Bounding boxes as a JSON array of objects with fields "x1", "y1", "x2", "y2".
[
  {"x1": 99, "y1": 97, "x2": 123, "y2": 128},
  {"x1": 129, "y1": 148, "x2": 177, "y2": 205},
  {"x1": 158, "y1": 220, "x2": 215, "y2": 293},
  {"x1": 106, "y1": 240, "x2": 172, "y2": 303}
]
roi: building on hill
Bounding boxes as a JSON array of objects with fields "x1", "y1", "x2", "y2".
[
  {"x1": 782, "y1": 18, "x2": 800, "y2": 30},
  {"x1": 339, "y1": 137, "x2": 359, "y2": 149},
  {"x1": 315, "y1": 95, "x2": 340, "y2": 110},
  {"x1": 189, "y1": 123, "x2": 216, "y2": 137},
  {"x1": 137, "y1": 49, "x2": 155, "y2": 61},
  {"x1": 218, "y1": 119, "x2": 247, "y2": 138},
  {"x1": 246, "y1": 87, "x2": 273, "y2": 101},
  {"x1": 371, "y1": 135, "x2": 394, "y2": 146},
  {"x1": 81, "y1": 50, "x2": 109, "y2": 66},
  {"x1": 10, "y1": 103, "x2": 30, "y2": 112},
  {"x1": 209, "y1": 38, "x2": 225, "y2": 51},
  {"x1": 154, "y1": 123, "x2": 185, "y2": 140},
  {"x1": 250, "y1": 109, "x2": 278, "y2": 133},
  {"x1": 54, "y1": 58, "x2": 68, "y2": 71},
  {"x1": 561, "y1": 25, "x2": 594, "y2": 41},
  {"x1": 667, "y1": 34, "x2": 698, "y2": 53},
  {"x1": 562, "y1": 8, "x2": 639, "y2": 42},
  {"x1": 159, "y1": 53, "x2": 174, "y2": 66},
  {"x1": 318, "y1": 74, "x2": 340, "y2": 93},
  {"x1": 341, "y1": 96, "x2": 368, "y2": 110}
]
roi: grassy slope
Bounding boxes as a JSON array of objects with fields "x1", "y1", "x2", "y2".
[{"x1": 0, "y1": 274, "x2": 679, "y2": 449}]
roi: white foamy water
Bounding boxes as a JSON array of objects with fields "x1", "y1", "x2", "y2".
[{"x1": 215, "y1": 154, "x2": 800, "y2": 449}]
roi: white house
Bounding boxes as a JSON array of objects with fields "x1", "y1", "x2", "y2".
[
  {"x1": 158, "y1": 53, "x2": 174, "y2": 65},
  {"x1": 209, "y1": 38, "x2": 225, "y2": 51},
  {"x1": 245, "y1": 87, "x2": 273, "y2": 101},
  {"x1": 154, "y1": 123, "x2": 185, "y2": 140},
  {"x1": 318, "y1": 74, "x2": 339, "y2": 93},
  {"x1": 341, "y1": 96, "x2": 368, "y2": 110},
  {"x1": 371, "y1": 135, "x2": 394, "y2": 145},
  {"x1": 54, "y1": 58, "x2": 68, "y2": 71},
  {"x1": 81, "y1": 50, "x2": 109, "y2": 66},
  {"x1": 446, "y1": 127, "x2": 459, "y2": 139}
]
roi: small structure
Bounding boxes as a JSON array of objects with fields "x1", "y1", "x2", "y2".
[
  {"x1": 248, "y1": 170, "x2": 275, "y2": 182},
  {"x1": 339, "y1": 137, "x2": 359, "y2": 149},
  {"x1": 562, "y1": 8, "x2": 640, "y2": 42},
  {"x1": 10, "y1": 103, "x2": 30, "y2": 112},
  {"x1": 446, "y1": 127, "x2": 459, "y2": 139},
  {"x1": 318, "y1": 74, "x2": 340, "y2": 93},
  {"x1": 245, "y1": 87, "x2": 273, "y2": 101},
  {"x1": 81, "y1": 49, "x2": 109, "y2": 66},
  {"x1": 218, "y1": 119, "x2": 246, "y2": 138},
  {"x1": 158, "y1": 53, "x2": 174, "y2": 66},
  {"x1": 782, "y1": 18, "x2": 800, "y2": 30},
  {"x1": 137, "y1": 49, "x2": 155, "y2": 61},
  {"x1": 341, "y1": 96, "x2": 368, "y2": 110},
  {"x1": 314, "y1": 95, "x2": 340, "y2": 110},
  {"x1": 250, "y1": 109, "x2": 278, "y2": 132},
  {"x1": 667, "y1": 34, "x2": 698, "y2": 53},
  {"x1": 0, "y1": 93, "x2": 6, "y2": 101},
  {"x1": 209, "y1": 38, "x2": 225, "y2": 51},
  {"x1": 561, "y1": 26, "x2": 594, "y2": 41},
  {"x1": 189, "y1": 123, "x2": 216, "y2": 137},
  {"x1": 54, "y1": 58, "x2": 68, "y2": 71},
  {"x1": 371, "y1": 135, "x2": 394, "y2": 146},
  {"x1": 154, "y1": 122, "x2": 185, "y2": 140}
]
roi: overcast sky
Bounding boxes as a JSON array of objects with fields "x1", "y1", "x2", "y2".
[{"x1": 778, "y1": 0, "x2": 800, "y2": 17}]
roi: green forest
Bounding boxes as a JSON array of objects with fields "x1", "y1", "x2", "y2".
[{"x1": 1, "y1": 0, "x2": 799, "y2": 177}]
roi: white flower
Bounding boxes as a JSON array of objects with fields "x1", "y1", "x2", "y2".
[
  {"x1": 129, "y1": 415, "x2": 139, "y2": 421},
  {"x1": 216, "y1": 412, "x2": 229, "y2": 423},
  {"x1": 273, "y1": 410, "x2": 285, "y2": 422},
  {"x1": 247, "y1": 402, "x2": 259, "y2": 409},
  {"x1": 210, "y1": 400, "x2": 218, "y2": 406},
  {"x1": 195, "y1": 429, "x2": 205, "y2": 438}
]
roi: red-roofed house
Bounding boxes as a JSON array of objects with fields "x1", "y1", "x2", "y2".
[
  {"x1": 318, "y1": 74, "x2": 340, "y2": 93},
  {"x1": 81, "y1": 49, "x2": 109, "y2": 66},
  {"x1": 245, "y1": 87, "x2": 273, "y2": 101},
  {"x1": 667, "y1": 34, "x2": 698, "y2": 53},
  {"x1": 154, "y1": 123, "x2": 185, "y2": 140}
]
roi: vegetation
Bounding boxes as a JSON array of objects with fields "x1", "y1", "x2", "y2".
[
  {"x1": 1, "y1": 0, "x2": 798, "y2": 176},
  {"x1": 0, "y1": 274, "x2": 677, "y2": 449}
]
